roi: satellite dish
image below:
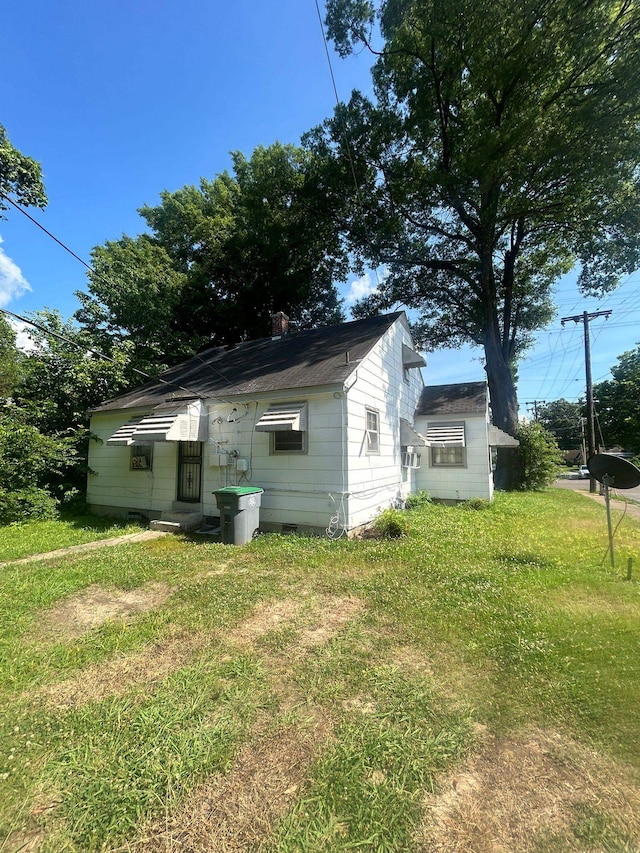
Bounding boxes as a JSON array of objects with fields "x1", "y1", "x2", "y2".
[
  {"x1": 587, "y1": 453, "x2": 640, "y2": 490},
  {"x1": 586, "y1": 453, "x2": 640, "y2": 570}
]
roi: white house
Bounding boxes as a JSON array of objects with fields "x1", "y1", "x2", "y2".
[{"x1": 86, "y1": 311, "x2": 515, "y2": 535}]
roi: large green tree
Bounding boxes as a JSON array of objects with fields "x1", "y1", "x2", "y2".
[
  {"x1": 593, "y1": 345, "x2": 640, "y2": 454},
  {"x1": 311, "y1": 0, "x2": 640, "y2": 487},
  {"x1": 537, "y1": 399, "x2": 584, "y2": 452},
  {"x1": 13, "y1": 310, "x2": 135, "y2": 436},
  {"x1": 0, "y1": 315, "x2": 21, "y2": 398},
  {"x1": 76, "y1": 143, "x2": 347, "y2": 368},
  {"x1": 0, "y1": 123, "x2": 47, "y2": 214}
]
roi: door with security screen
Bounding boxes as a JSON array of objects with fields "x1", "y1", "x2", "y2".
[{"x1": 177, "y1": 441, "x2": 202, "y2": 502}]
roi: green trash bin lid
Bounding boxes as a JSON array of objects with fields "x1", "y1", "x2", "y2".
[{"x1": 213, "y1": 486, "x2": 263, "y2": 496}]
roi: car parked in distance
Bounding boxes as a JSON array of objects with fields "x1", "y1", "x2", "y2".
[{"x1": 578, "y1": 465, "x2": 591, "y2": 479}]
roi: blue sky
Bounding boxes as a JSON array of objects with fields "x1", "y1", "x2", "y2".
[{"x1": 2, "y1": 0, "x2": 639, "y2": 422}]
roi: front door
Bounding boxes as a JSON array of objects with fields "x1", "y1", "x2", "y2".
[{"x1": 177, "y1": 441, "x2": 202, "y2": 502}]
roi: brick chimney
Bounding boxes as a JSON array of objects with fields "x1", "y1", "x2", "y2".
[{"x1": 271, "y1": 311, "x2": 289, "y2": 339}]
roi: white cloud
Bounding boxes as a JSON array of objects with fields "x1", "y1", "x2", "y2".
[
  {"x1": 345, "y1": 270, "x2": 380, "y2": 304},
  {"x1": 8, "y1": 318, "x2": 38, "y2": 352},
  {"x1": 0, "y1": 236, "x2": 31, "y2": 307}
]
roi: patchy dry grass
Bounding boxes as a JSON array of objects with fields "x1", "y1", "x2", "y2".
[
  {"x1": 1, "y1": 489, "x2": 640, "y2": 852},
  {"x1": 34, "y1": 582, "x2": 172, "y2": 641},
  {"x1": 419, "y1": 727, "x2": 640, "y2": 852}
]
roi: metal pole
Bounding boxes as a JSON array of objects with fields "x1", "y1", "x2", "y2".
[
  {"x1": 603, "y1": 474, "x2": 615, "y2": 569},
  {"x1": 583, "y1": 312, "x2": 598, "y2": 493},
  {"x1": 560, "y1": 310, "x2": 611, "y2": 491}
]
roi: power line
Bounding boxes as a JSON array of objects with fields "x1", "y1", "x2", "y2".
[
  {"x1": 0, "y1": 306, "x2": 229, "y2": 405},
  {"x1": 0, "y1": 190, "x2": 93, "y2": 272}
]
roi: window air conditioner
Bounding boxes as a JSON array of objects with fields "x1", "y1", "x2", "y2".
[
  {"x1": 402, "y1": 451, "x2": 421, "y2": 469},
  {"x1": 131, "y1": 455, "x2": 149, "y2": 469}
]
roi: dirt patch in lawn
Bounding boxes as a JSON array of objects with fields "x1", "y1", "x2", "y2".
[
  {"x1": 295, "y1": 595, "x2": 365, "y2": 650},
  {"x1": 418, "y1": 727, "x2": 640, "y2": 852},
  {"x1": 35, "y1": 630, "x2": 210, "y2": 708},
  {"x1": 1, "y1": 828, "x2": 43, "y2": 853},
  {"x1": 226, "y1": 597, "x2": 303, "y2": 645},
  {"x1": 136, "y1": 713, "x2": 332, "y2": 853},
  {"x1": 227, "y1": 594, "x2": 365, "y2": 650},
  {"x1": 130, "y1": 597, "x2": 364, "y2": 850},
  {"x1": 35, "y1": 582, "x2": 171, "y2": 641}
]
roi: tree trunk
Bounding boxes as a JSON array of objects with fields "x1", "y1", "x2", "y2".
[{"x1": 483, "y1": 323, "x2": 520, "y2": 490}]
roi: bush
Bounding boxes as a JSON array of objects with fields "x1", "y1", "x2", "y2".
[
  {"x1": 515, "y1": 421, "x2": 563, "y2": 490},
  {"x1": 460, "y1": 497, "x2": 492, "y2": 510},
  {"x1": 371, "y1": 508, "x2": 407, "y2": 538},
  {"x1": 0, "y1": 407, "x2": 84, "y2": 522},
  {"x1": 0, "y1": 487, "x2": 58, "y2": 524},
  {"x1": 404, "y1": 490, "x2": 432, "y2": 509}
]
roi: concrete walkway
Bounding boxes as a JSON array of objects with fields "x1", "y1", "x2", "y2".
[
  {"x1": 554, "y1": 478, "x2": 640, "y2": 522},
  {"x1": 580, "y1": 490, "x2": 640, "y2": 522},
  {"x1": 0, "y1": 529, "x2": 167, "y2": 567}
]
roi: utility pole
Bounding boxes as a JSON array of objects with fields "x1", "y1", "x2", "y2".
[
  {"x1": 525, "y1": 400, "x2": 546, "y2": 421},
  {"x1": 561, "y1": 310, "x2": 611, "y2": 492}
]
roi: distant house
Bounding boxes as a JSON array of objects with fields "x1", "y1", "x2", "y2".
[{"x1": 87, "y1": 312, "x2": 516, "y2": 535}]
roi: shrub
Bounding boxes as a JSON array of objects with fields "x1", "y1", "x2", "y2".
[
  {"x1": 371, "y1": 508, "x2": 407, "y2": 538},
  {"x1": 460, "y1": 497, "x2": 491, "y2": 510},
  {"x1": 515, "y1": 421, "x2": 563, "y2": 490},
  {"x1": 404, "y1": 490, "x2": 432, "y2": 509},
  {"x1": 0, "y1": 487, "x2": 58, "y2": 524},
  {"x1": 0, "y1": 407, "x2": 84, "y2": 522}
]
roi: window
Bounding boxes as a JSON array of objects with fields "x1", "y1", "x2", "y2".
[
  {"x1": 426, "y1": 421, "x2": 466, "y2": 467},
  {"x1": 130, "y1": 444, "x2": 153, "y2": 470},
  {"x1": 271, "y1": 430, "x2": 307, "y2": 454},
  {"x1": 431, "y1": 445, "x2": 466, "y2": 467},
  {"x1": 365, "y1": 408, "x2": 380, "y2": 453}
]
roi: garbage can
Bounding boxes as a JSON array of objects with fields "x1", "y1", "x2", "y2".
[{"x1": 213, "y1": 486, "x2": 263, "y2": 545}]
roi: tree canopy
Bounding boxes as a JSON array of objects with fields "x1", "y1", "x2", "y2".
[
  {"x1": 310, "y1": 0, "x2": 640, "y2": 486},
  {"x1": 594, "y1": 345, "x2": 640, "y2": 454},
  {"x1": 0, "y1": 124, "x2": 47, "y2": 215},
  {"x1": 536, "y1": 399, "x2": 584, "y2": 452},
  {"x1": 76, "y1": 143, "x2": 348, "y2": 369}
]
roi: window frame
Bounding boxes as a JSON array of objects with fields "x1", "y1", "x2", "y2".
[
  {"x1": 130, "y1": 444, "x2": 153, "y2": 471},
  {"x1": 270, "y1": 429, "x2": 308, "y2": 455},
  {"x1": 430, "y1": 445, "x2": 467, "y2": 467},
  {"x1": 365, "y1": 407, "x2": 380, "y2": 454}
]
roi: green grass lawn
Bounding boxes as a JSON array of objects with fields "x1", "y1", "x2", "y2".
[
  {"x1": 1, "y1": 490, "x2": 639, "y2": 852},
  {"x1": 0, "y1": 513, "x2": 145, "y2": 562}
]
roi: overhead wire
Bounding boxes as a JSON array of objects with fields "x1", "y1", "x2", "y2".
[
  {"x1": 0, "y1": 306, "x2": 232, "y2": 404},
  {"x1": 0, "y1": 191, "x2": 267, "y2": 408}
]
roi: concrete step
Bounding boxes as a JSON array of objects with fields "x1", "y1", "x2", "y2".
[
  {"x1": 149, "y1": 520, "x2": 183, "y2": 533},
  {"x1": 149, "y1": 511, "x2": 203, "y2": 533}
]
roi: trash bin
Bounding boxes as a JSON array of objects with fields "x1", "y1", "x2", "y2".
[{"x1": 213, "y1": 486, "x2": 263, "y2": 545}]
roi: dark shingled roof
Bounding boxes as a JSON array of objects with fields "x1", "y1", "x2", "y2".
[
  {"x1": 416, "y1": 382, "x2": 487, "y2": 416},
  {"x1": 91, "y1": 312, "x2": 405, "y2": 412}
]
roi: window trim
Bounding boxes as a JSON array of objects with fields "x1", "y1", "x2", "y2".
[
  {"x1": 365, "y1": 407, "x2": 380, "y2": 454},
  {"x1": 130, "y1": 444, "x2": 153, "y2": 471},
  {"x1": 430, "y1": 445, "x2": 467, "y2": 468},
  {"x1": 270, "y1": 430, "x2": 308, "y2": 455}
]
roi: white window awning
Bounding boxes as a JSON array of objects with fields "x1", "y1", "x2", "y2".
[
  {"x1": 107, "y1": 399, "x2": 208, "y2": 444},
  {"x1": 426, "y1": 422, "x2": 465, "y2": 446},
  {"x1": 400, "y1": 418, "x2": 429, "y2": 447},
  {"x1": 402, "y1": 343, "x2": 426, "y2": 369},
  {"x1": 488, "y1": 425, "x2": 519, "y2": 447},
  {"x1": 255, "y1": 402, "x2": 308, "y2": 432},
  {"x1": 107, "y1": 418, "x2": 143, "y2": 446}
]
